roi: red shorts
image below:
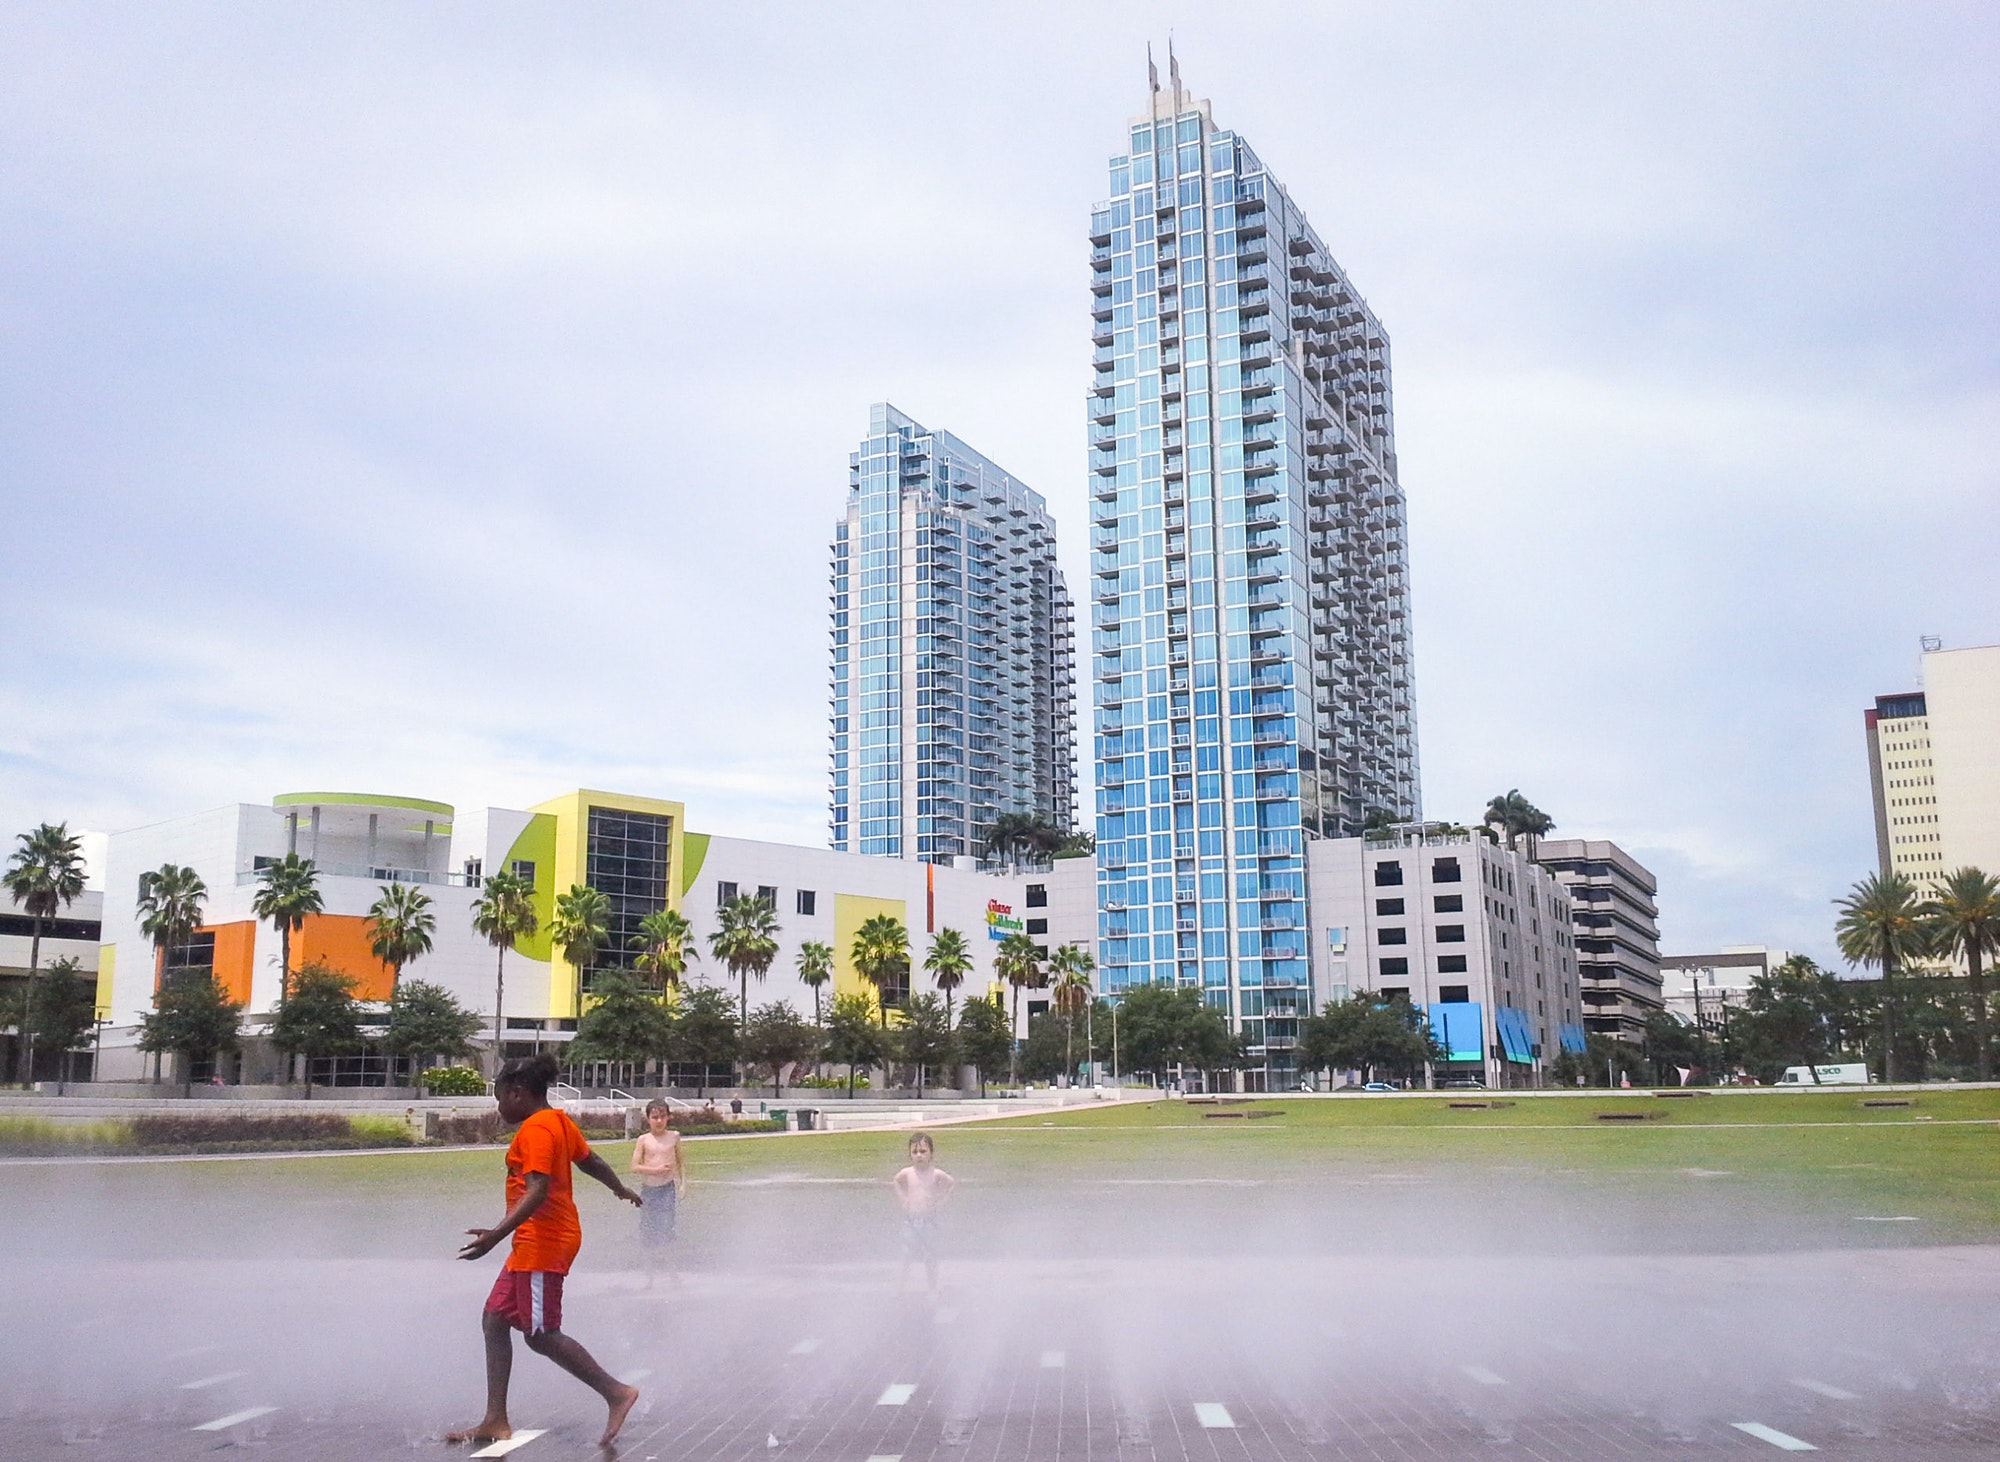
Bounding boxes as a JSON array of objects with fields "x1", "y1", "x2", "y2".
[{"x1": 485, "y1": 1269, "x2": 564, "y2": 1336}]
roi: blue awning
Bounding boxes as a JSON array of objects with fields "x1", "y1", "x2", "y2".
[
  {"x1": 1495, "y1": 1006, "x2": 1534, "y2": 1064},
  {"x1": 1559, "y1": 1022, "x2": 1588, "y2": 1055},
  {"x1": 1426, "y1": 1001, "x2": 1484, "y2": 1062}
]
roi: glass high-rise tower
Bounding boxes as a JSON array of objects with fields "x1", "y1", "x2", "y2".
[
  {"x1": 829, "y1": 403, "x2": 1076, "y2": 863},
  {"x1": 1088, "y1": 67, "x2": 1419, "y2": 1088}
]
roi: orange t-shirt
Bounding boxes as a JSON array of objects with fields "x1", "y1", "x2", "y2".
[{"x1": 503, "y1": 1107, "x2": 592, "y2": 1273}]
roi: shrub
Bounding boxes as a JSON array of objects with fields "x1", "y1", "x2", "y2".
[
  {"x1": 430, "y1": 1112, "x2": 507, "y2": 1145},
  {"x1": 421, "y1": 1065, "x2": 489, "y2": 1096},
  {"x1": 349, "y1": 1115, "x2": 417, "y2": 1147},
  {"x1": 130, "y1": 1113, "x2": 354, "y2": 1147},
  {"x1": 0, "y1": 1116, "x2": 129, "y2": 1155}
]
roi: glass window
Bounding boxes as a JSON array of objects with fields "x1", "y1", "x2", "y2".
[
  {"x1": 1379, "y1": 958, "x2": 1410, "y2": 977},
  {"x1": 716, "y1": 880, "x2": 737, "y2": 905},
  {"x1": 1433, "y1": 857, "x2": 1462, "y2": 882},
  {"x1": 1378, "y1": 927, "x2": 1407, "y2": 945},
  {"x1": 1375, "y1": 898, "x2": 1403, "y2": 915},
  {"x1": 1434, "y1": 894, "x2": 1463, "y2": 913},
  {"x1": 1373, "y1": 861, "x2": 1403, "y2": 887},
  {"x1": 797, "y1": 889, "x2": 816, "y2": 916}
]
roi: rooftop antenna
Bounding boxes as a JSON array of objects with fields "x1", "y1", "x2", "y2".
[
  {"x1": 1147, "y1": 42, "x2": 1158, "y2": 96},
  {"x1": 1168, "y1": 36, "x2": 1182, "y2": 112}
]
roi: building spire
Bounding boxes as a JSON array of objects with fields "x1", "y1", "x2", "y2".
[
  {"x1": 1147, "y1": 42, "x2": 1158, "y2": 95},
  {"x1": 1168, "y1": 37, "x2": 1182, "y2": 111}
]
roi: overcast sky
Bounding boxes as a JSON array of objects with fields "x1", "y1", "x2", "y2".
[{"x1": 2, "y1": 3, "x2": 1995, "y2": 966}]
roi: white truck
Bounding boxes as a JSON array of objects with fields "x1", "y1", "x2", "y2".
[{"x1": 1777, "y1": 1063, "x2": 1873, "y2": 1086}]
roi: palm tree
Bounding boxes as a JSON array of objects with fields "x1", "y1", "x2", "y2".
[
  {"x1": 1050, "y1": 950, "x2": 1093, "y2": 1087},
  {"x1": 4, "y1": 823, "x2": 87, "y2": 1085},
  {"x1": 1049, "y1": 943, "x2": 1097, "y2": 1084},
  {"x1": 471, "y1": 868, "x2": 539, "y2": 1069},
  {"x1": 1482, "y1": 790, "x2": 1554, "y2": 854},
  {"x1": 1835, "y1": 870, "x2": 1929, "y2": 1083},
  {"x1": 995, "y1": 930, "x2": 1046, "y2": 1087},
  {"x1": 709, "y1": 893, "x2": 781, "y2": 1037},
  {"x1": 631, "y1": 908, "x2": 697, "y2": 993},
  {"x1": 924, "y1": 928, "x2": 973, "y2": 1026},
  {"x1": 366, "y1": 881, "x2": 435, "y2": 995},
  {"x1": 136, "y1": 863, "x2": 209, "y2": 979},
  {"x1": 850, "y1": 913, "x2": 911, "y2": 1028},
  {"x1": 251, "y1": 852, "x2": 323, "y2": 1006},
  {"x1": 982, "y1": 813, "x2": 1065, "y2": 870},
  {"x1": 549, "y1": 883, "x2": 612, "y2": 1016},
  {"x1": 796, "y1": 940, "x2": 834, "y2": 1025},
  {"x1": 1922, "y1": 867, "x2": 2000, "y2": 1081}
]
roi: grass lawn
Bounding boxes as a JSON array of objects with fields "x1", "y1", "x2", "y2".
[{"x1": 7, "y1": 1088, "x2": 1999, "y2": 1264}]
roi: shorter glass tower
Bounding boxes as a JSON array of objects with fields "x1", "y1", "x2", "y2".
[{"x1": 828, "y1": 404, "x2": 1075, "y2": 863}]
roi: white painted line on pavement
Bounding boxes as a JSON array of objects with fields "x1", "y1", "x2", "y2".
[
  {"x1": 790, "y1": 1337, "x2": 821, "y2": 1355},
  {"x1": 1462, "y1": 1365, "x2": 1506, "y2": 1386},
  {"x1": 1792, "y1": 1378, "x2": 1858, "y2": 1401},
  {"x1": 469, "y1": 1429, "x2": 547, "y2": 1457},
  {"x1": 1851, "y1": 1215, "x2": 1919, "y2": 1222},
  {"x1": 191, "y1": 1407, "x2": 277, "y2": 1432},
  {"x1": 1732, "y1": 1421, "x2": 1817, "y2": 1451},
  {"x1": 179, "y1": 1370, "x2": 246, "y2": 1390},
  {"x1": 877, "y1": 1383, "x2": 916, "y2": 1406},
  {"x1": 1041, "y1": 1350, "x2": 1066, "y2": 1368},
  {"x1": 1194, "y1": 1402, "x2": 1235, "y2": 1429},
  {"x1": 864, "y1": 1455, "x2": 903, "y2": 1461}
]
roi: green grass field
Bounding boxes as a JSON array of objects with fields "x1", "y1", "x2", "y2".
[{"x1": 7, "y1": 1088, "x2": 1998, "y2": 1264}]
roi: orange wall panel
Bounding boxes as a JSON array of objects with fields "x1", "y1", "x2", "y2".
[
  {"x1": 295, "y1": 914, "x2": 396, "y2": 1001},
  {"x1": 203, "y1": 921, "x2": 258, "y2": 1006}
]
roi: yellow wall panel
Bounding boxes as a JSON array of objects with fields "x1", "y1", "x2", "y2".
[{"x1": 832, "y1": 893, "x2": 907, "y2": 1019}]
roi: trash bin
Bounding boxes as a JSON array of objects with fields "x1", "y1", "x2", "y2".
[
  {"x1": 770, "y1": 1109, "x2": 787, "y2": 1130},
  {"x1": 797, "y1": 1108, "x2": 818, "y2": 1131}
]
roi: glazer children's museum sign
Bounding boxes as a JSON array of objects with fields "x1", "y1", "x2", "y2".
[{"x1": 986, "y1": 899, "x2": 1023, "y2": 942}]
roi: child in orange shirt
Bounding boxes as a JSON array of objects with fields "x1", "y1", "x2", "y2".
[{"x1": 449, "y1": 1055, "x2": 644, "y2": 1448}]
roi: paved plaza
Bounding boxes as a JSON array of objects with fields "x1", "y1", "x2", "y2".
[{"x1": 7, "y1": 1246, "x2": 2000, "y2": 1461}]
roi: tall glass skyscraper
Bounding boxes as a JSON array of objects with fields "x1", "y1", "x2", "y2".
[
  {"x1": 829, "y1": 403, "x2": 1076, "y2": 863},
  {"x1": 1089, "y1": 68, "x2": 1419, "y2": 1088}
]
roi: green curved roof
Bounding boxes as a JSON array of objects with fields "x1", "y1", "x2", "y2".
[{"x1": 272, "y1": 792, "x2": 454, "y2": 817}]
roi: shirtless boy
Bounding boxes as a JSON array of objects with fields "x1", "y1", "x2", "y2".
[
  {"x1": 631, "y1": 1099, "x2": 684, "y2": 1286},
  {"x1": 449, "y1": 1055, "x2": 644, "y2": 1448},
  {"x1": 892, "y1": 1131, "x2": 956, "y2": 1295}
]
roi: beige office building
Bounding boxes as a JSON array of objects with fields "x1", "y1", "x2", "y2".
[{"x1": 1867, "y1": 641, "x2": 2000, "y2": 881}]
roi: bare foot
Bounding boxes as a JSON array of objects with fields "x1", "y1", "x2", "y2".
[
  {"x1": 446, "y1": 1418, "x2": 512, "y2": 1444},
  {"x1": 600, "y1": 1384, "x2": 640, "y2": 1446}
]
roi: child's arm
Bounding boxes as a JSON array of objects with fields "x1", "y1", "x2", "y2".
[
  {"x1": 459, "y1": 1173, "x2": 550, "y2": 1260},
  {"x1": 935, "y1": 1170, "x2": 957, "y2": 1204},
  {"x1": 578, "y1": 1151, "x2": 644, "y2": 1206}
]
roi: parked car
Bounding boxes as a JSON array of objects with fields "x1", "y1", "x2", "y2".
[
  {"x1": 1440, "y1": 1077, "x2": 1487, "y2": 1090},
  {"x1": 1361, "y1": 1081, "x2": 1399, "y2": 1092}
]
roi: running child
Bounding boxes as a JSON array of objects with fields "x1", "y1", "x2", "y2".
[
  {"x1": 630, "y1": 1099, "x2": 684, "y2": 1287},
  {"x1": 448, "y1": 1055, "x2": 644, "y2": 1448},
  {"x1": 892, "y1": 1131, "x2": 956, "y2": 1295}
]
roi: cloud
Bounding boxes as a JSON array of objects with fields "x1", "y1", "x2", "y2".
[{"x1": 2, "y1": 1, "x2": 1995, "y2": 968}]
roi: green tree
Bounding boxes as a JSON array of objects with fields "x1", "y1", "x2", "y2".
[
  {"x1": 1482, "y1": 789, "x2": 1554, "y2": 854},
  {"x1": 668, "y1": 985, "x2": 739, "y2": 1097},
  {"x1": 795, "y1": 939, "x2": 834, "y2": 1026},
  {"x1": 1835, "y1": 870, "x2": 1930, "y2": 1082},
  {"x1": 549, "y1": 883, "x2": 612, "y2": 1015},
  {"x1": 981, "y1": 812, "x2": 1064, "y2": 869},
  {"x1": 1922, "y1": 867, "x2": 2000, "y2": 1081},
  {"x1": 569, "y1": 969, "x2": 674, "y2": 1073},
  {"x1": 632, "y1": 908, "x2": 697, "y2": 993},
  {"x1": 366, "y1": 881, "x2": 435, "y2": 994},
  {"x1": 137, "y1": 972, "x2": 241, "y2": 1084},
  {"x1": 1723, "y1": 955, "x2": 1843, "y2": 1083},
  {"x1": 850, "y1": 912, "x2": 911, "y2": 1026},
  {"x1": 923, "y1": 928, "x2": 973, "y2": 1026},
  {"x1": 894, "y1": 992, "x2": 955, "y2": 1097},
  {"x1": 741, "y1": 1000, "x2": 820, "y2": 1096},
  {"x1": 10, "y1": 956, "x2": 98, "y2": 1087},
  {"x1": 1111, "y1": 983, "x2": 1244, "y2": 1087},
  {"x1": 709, "y1": 893, "x2": 781, "y2": 1037},
  {"x1": 822, "y1": 991, "x2": 885, "y2": 1097},
  {"x1": 380, "y1": 978, "x2": 483, "y2": 1087},
  {"x1": 1053, "y1": 830, "x2": 1096, "y2": 860},
  {"x1": 4, "y1": 822, "x2": 87, "y2": 1083},
  {"x1": 1049, "y1": 944, "x2": 1095, "y2": 1085},
  {"x1": 954, "y1": 993, "x2": 1012, "y2": 1097},
  {"x1": 994, "y1": 931, "x2": 1046, "y2": 1085},
  {"x1": 1642, "y1": 1008, "x2": 1703, "y2": 1085},
  {"x1": 251, "y1": 852, "x2": 323, "y2": 1006},
  {"x1": 270, "y1": 961, "x2": 363, "y2": 1092},
  {"x1": 137, "y1": 862, "x2": 209, "y2": 974},
  {"x1": 470, "y1": 867, "x2": 538, "y2": 1069}
]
